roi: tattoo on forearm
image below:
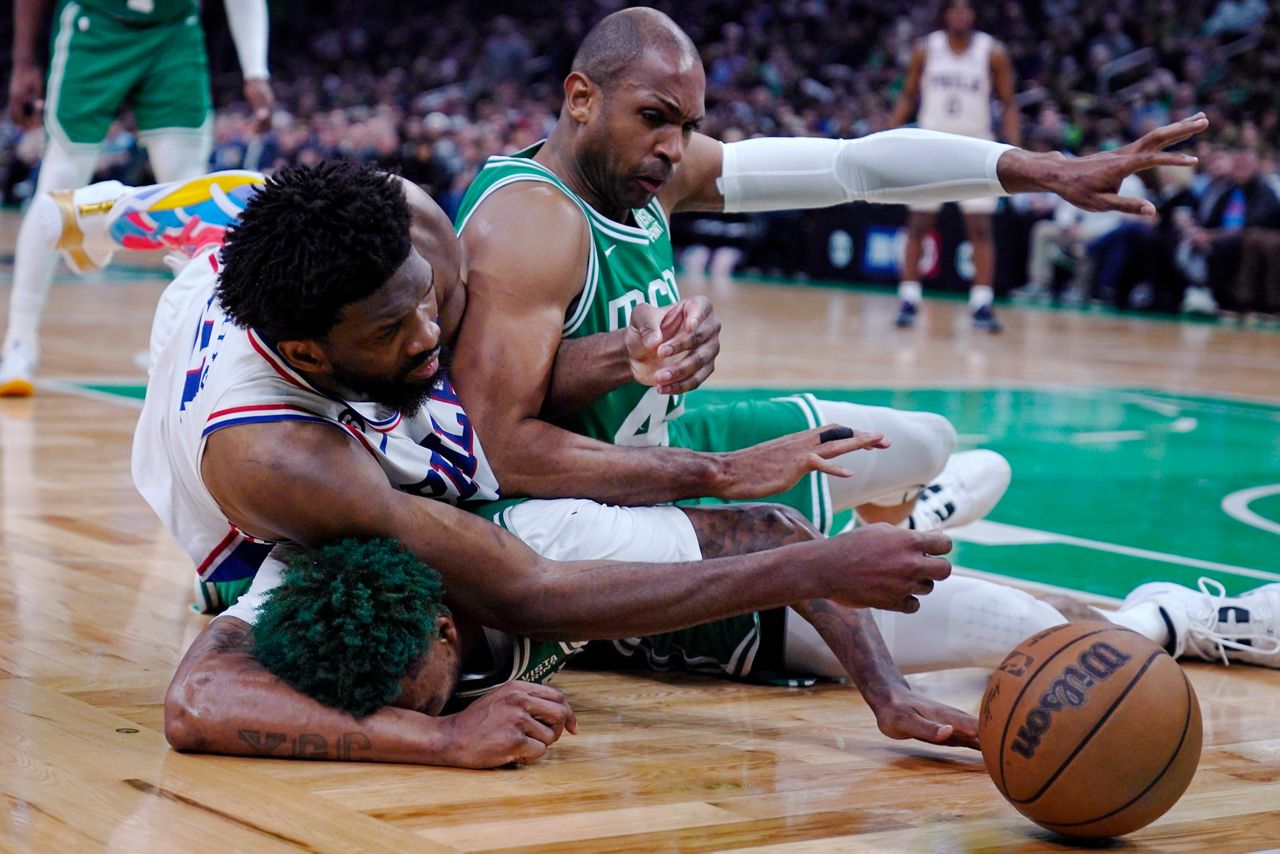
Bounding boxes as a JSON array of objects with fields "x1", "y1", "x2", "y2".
[
  {"x1": 685, "y1": 505, "x2": 817, "y2": 558},
  {"x1": 798, "y1": 599, "x2": 907, "y2": 699},
  {"x1": 237, "y1": 730, "x2": 374, "y2": 759}
]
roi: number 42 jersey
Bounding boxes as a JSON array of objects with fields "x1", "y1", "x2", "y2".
[{"x1": 131, "y1": 248, "x2": 500, "y2": 584}]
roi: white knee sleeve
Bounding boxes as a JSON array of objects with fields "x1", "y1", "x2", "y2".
[{"x1": 813, "y1": 399, "x2": 956, "y2": 509}]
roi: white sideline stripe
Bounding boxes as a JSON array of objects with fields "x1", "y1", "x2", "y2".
[
  {"x1": 1221, "y1": 485, "x2": 1280, "y2": 537},
  {"x1": 40, "y1": 379, "x2": 144, "y2": 409},
  {"x1": 951, "y1": 520, "x2": 1280, "y2": 584}
]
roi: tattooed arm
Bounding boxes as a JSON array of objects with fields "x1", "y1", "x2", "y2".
[
  {"x1": 684, "y1": 504, "x2": 978, "y2": 749},
  {"x1": 164, "y1": 617, "x2": 576, "y2": 768}
]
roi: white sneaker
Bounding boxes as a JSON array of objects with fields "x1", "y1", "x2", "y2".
[
  {"x1": 908, "y1": 449, "x2": 1012, "y2": 531},
  {"x1": 32, "y1": 180, "x2": 127, "y2": 273},
  {"x1": 0, "y1": 340, "x2": 37, "y2": 397},
  {"x1": 1181, "y1": 285, "x2": 1219, "y2": 316},
  {"x1": 1120, "y1": 577, "x2": 1280, "y2": 667}
]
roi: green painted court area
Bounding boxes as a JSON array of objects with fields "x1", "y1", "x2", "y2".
[{"x1": 73, "y1": 381, "x2": 1280, "y2": 600}]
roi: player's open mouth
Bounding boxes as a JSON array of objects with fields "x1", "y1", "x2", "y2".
[
  {"x1": 634, "y1": 176, "x2": 664, "y2": 194},
  {"x1": 407, "y1": 353, "x2": 439, "y2": 381}
]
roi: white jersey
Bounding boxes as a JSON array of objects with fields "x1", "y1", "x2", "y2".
[
  {"x1": 132, "y1": 248, "x2": 500, "y2": 584},
  {"x1": 917, "y1": 30, "x2": 995, "y2": 139}
]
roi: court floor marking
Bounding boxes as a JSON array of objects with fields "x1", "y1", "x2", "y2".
[
  {"x1": 952, "y1": 519, "x2": 1280, "y2": 585},
  {"x1": 1222, "y1": 485, "x2": 1280, "y2": 537},
  {"x1": 39, "y1": 379, "x2": 144, "y2": 409}
]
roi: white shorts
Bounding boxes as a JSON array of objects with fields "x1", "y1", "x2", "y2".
[{"x1": 908, "y1": 195, "x2": 999, "y2": 215}]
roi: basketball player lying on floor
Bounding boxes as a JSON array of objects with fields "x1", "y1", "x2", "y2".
[{"x1": 170, "y1": 536, "x2": 1280, "y2": 769}]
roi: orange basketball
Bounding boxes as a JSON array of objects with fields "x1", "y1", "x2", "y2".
[{"x1": 978, "y1": 621, "x2": 1202, "y2": 838}]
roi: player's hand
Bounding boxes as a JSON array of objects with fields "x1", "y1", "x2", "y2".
[
  {"x1": 7, "y1": 63, "x2": 44, "y2": 130},
  {"x1": 440, "y1": 681, "x2": 577, "y2": 769},
  {"x1": 999, "y1": 113, "x2": 1208, "y2": 217},
  {"x1": 713, "y1": 425, "x2": 890, "y2": 500},
  {"x1": 627, "y1": 296, "x2": 721, "y2": 395},
  {"x1": 243, "y1": 78, "x2": 275, "y2": 134},
  {"x1": 823, "y1": 524, "x2": 953, "y2": 613},
  {"x1": 870, "y1": 685, "x2": 980, "y2": 750}
]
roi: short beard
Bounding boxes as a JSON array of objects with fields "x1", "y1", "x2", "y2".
[{"x1": 330, "y1": 344, "x2": 453, "y2": 415}]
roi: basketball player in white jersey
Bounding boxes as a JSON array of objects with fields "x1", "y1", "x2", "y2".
[
  {"x1": 0, "y1": 0, "x2": 274, "y2": 396},
  {"x1": 889, "y1": 0, "x2": 1020, "y2": 332}
]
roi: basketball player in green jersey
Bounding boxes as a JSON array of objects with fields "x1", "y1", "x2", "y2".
[
  {"x1": 0, "y1": 0, "x2": 274, "y2": 395},
  {"x1": 452, "y1": 7, "x2": 1205, "y2": 542}
]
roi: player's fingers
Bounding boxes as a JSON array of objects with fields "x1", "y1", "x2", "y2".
[
  {"x1": 898, "y1": 595, "x2": 921, "y2": 614},
  {"x1": 914, "y1": 578, "x2": 935, "y2": 596},
  {"x1": 519, "y1": 713, "x2": 559, "y2": 747},
  {"x1": 807, "y1": 453, "x2": 853, "y2": 479},
  {"x1": 939, "y1": 709, "x2": 981, "y2": 749},
  {"x1": 916, "y1": 530, "x2": 954, "y2": 556},
  {"x1": 919, "y1": 554, "x2": 953, "y2": 581},
  {"x1": 630, "y1": 303, "x2": 666, "y2": 349},
  {"x1": 514, "y1": 736, "x2": 550, "y2": 765},
  {"x1": 1087, "y1": 192, "x2": 1156, "y2": 218},
  {"x1": 886, "y1": 709, "x2": 955, "y2": 745},
  {"x1": 658, "y1": 301, "x2": 688, "y2": 342},
  {"x1": 1133, "y1": 112, "x2": 1208, "y2": 152},
  {"x1": 658, "y1": 362, "x2": 715, "y2": 395},
  {"x1": 522, "y1": 696, "x2": 574, "y2": 740}
]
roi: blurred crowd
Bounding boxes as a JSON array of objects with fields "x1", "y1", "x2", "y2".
[{"x1": 3, "y1": 0, "x2": 1279, "y2": 317}]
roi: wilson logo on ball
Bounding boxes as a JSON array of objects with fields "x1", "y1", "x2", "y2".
[{"x1": 1011, "y1": 642, "x2": 1132, "y2": 759}]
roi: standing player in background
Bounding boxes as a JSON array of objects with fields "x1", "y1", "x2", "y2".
[
  {"x1": 889, "y1": 0, "x2": 1019, "y2": 332},
  {"x1": 0, "y1": 0, "x2": 274, "y2": 396}
]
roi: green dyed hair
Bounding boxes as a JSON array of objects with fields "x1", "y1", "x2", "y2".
[{"x1": 253, "y1": 538, "x2": 447, "y2": 718}]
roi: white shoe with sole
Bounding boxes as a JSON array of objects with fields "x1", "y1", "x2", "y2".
[
  {"x1": 908, "y1": 449, "x2": 1013, "y2": 531},
  {"x1": 1120, "y1": 577, "x2": 1280, "y2": 667}
]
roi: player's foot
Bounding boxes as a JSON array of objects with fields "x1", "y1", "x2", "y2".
[
  {"x1": 34, "y1": 171, "x2": 263, "y2": 273},
  {"x1": 894, "y1": 300, "x2": 918, "y2": 328},
  {"x1": 31, "y1": 180, "x2": 127, "y2": 273},
  {"x1": 0, "y1": 340, "x2": 37, "y2": 397},
  {"x1": 908, "y1": 449, "x2": 1012, "y2": 531},
  {"x1": 971, "y1": 304, "x2": 1003, "y2": 333},
  {"x1": 1119, "y1": 578, "x2": 1280, "y2": 667}
]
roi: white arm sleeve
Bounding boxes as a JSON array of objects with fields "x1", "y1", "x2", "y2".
[
  {"x1": 223, "y1": 0, "x2": 270, "y2": 80},
  {"x1": 717, "y1": 129, "x2": 1015, "y2": 213}
]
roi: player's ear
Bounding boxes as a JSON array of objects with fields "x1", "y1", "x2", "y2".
[
  {"x1": 276, "y1": 338, "x2": 331, "y2": 375},
  {"x1": 564, "y1": 71, "x2": 597, "y2": 123},
  {"x1": 436, "y1": 614, "x2": 457, "y2": 647}
]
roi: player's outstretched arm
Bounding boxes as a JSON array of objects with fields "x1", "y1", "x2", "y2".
[
  {"x1": 688, "y1": 505, "x2": 977, "y2": 749},
  {"x1": 165, "y1": 617, "x2": 575, "y2": 767},
  {"x1": 662, "y1": 116, "x2": 1205, "y2": 217},
  {"x1": 201, "y1": 421, "x2": 950, "y2": 638}
]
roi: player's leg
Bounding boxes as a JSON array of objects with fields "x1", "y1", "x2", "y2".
[
  {"x1": 0, "y1": 139, "x2": 102, "y2": 395},
  {"x1": 1116, "y1": 578, "x2": 1280, "y2": 668},
  {"x1": 962, "y1": 202, "x2": 1001, "y2": 333},
  {"x1": 0, "y1": 0, "x2": 132, "y2": 395},
  {"x1": 896, "y1": 209, "x2": 934, "y2": 328},
  {"x1": 133, "y1": 10, "x2": 214, "y2": 183}
]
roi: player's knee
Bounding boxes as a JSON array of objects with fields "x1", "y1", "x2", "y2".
[{"x1": 914, "y1": 412, "x2": 957, "y2": 477}]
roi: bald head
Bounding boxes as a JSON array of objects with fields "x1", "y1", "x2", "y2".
[{"x1": 572, "y1": 7, "x2": 700, "y2": 90}]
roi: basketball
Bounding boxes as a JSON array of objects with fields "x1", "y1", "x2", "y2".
[{"x1": 979, "y1": 622, "x2": 1203, "y2": 838}]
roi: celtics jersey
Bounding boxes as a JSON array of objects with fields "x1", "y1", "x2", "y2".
[
  {"x1": 456, "y1": 143, "x2": 685, "y2": 447},
  {"x1": 71, "y1": 0, "x2": 199, "y2": 25}
]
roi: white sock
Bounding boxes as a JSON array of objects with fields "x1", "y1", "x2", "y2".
[
  {"x1": 141, "y1": 121, "x2": 213, "y2": 182},
  {"x1": 1098, "y1": 601, "x2": 1171, "y2": 648},
  {"x1": 899, "y1": 280, "x2": 923, "y2": 304},
  {"x1": 969, "y1": 284, "x2": 994, "y2": 308}
]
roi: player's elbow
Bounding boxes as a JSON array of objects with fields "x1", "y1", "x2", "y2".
[{"x1": 163, "y1": 665, "x2": 219, "y2": 753}]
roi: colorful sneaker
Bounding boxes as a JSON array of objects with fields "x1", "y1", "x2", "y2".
[
  {"x1": 908, "y1": 449, "x2": 1012, "y2": 531},
  {"x1": 34, "y1": 171, "x2": 264, "y2": 272},
  {"x1": 972, "y1": 304, "x2": 1003, "y2": 333},
  {"x1": 107, "y1": 171, "x2": 263, "y2": 256},
  {"x1": 894, "y1": 300, "x2": 918, "y2": 328},
  {"x1": 1120, "y1": 578, "x2": 1280, "y2": 667},
  {"x1": 0, "y1": 340, "x2": 37, "y2": 397}
]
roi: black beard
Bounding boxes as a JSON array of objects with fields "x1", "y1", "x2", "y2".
[{"x1": 330, "y1": 344, "x2": 453, "y2": 414}]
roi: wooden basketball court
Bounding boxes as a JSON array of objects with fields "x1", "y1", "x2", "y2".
[{"x1": 2, "y1": 215, "x2": 1279, "y2": 851}]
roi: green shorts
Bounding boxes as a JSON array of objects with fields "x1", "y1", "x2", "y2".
[
  {"x1": 45, "y1": 0, "x2": 211, "y2": 148},
  {"x1": 669, "y1": 393, "x2": 836, "y2": 533}
]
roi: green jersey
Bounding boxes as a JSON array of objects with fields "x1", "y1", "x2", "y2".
[
  {"x1": 71, "y1": 0, "x2": 199, "y2": 25},
  {"x1": 456, "y1": 143, "x2": 686, "y2": 448}
]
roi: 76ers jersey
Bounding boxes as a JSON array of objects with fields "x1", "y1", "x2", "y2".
[
  {"x1": 917, "y1": 30, "x2": 995, "y2": 139},
  {"x1": 131, "y1": 248, "x2": 500, "y2": 584}
]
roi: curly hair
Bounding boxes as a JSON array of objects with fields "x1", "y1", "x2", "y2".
[
  {"x1": 216, "y1": 160, "x2": 412, "y2": 342},
  {"x1": 252, "y1": 538, "x2": 447, "y2": 718}
]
